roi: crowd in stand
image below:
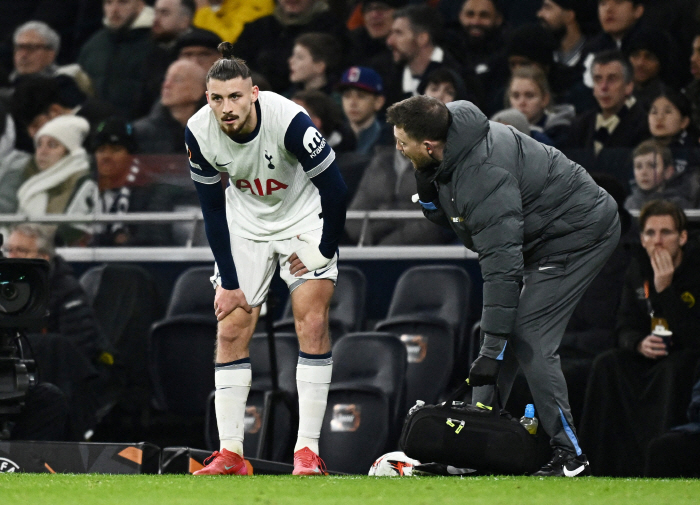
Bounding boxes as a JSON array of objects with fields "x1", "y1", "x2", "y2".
[{"x1": 1, "y1": 0, "x2": 700, "y2": 477}]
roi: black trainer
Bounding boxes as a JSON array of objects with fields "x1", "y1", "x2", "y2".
[{"x1": 533, "y1": 447, "x2": 591, "y2": 477}]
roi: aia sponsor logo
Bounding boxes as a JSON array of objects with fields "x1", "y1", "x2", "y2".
[
  {"x1": 0, "y1": 457, "x2": 20, "y2": 473},
  {"x1": 235, "y1": 178, "x2": 288, "y2": 196}
]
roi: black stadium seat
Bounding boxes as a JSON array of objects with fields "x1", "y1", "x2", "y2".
[
  {"x1": 319, "y1": 332, "x2": 407, "y2": 474},
  {"x1": 166, "y1": 265, "x2": 216, "y2": 318},
  {"x1": 274, "y1": 265, "x2": 367, "y2": 341},
  {"x1": 375, "y1": 265, "x2": 472, "y2": 413}
]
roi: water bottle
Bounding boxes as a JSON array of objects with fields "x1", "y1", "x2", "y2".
[{"x1": 519, "y1": 404, "x2": 538, "y2": 435}]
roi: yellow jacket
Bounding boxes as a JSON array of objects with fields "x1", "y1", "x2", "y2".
[{"x1": 193, "y1": 0, "x2": 274, "y2": 43}]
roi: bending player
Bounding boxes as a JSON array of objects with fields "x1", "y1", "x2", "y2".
[{"x1": 187, "y1": 42, "x2": 348, "y2": 476}]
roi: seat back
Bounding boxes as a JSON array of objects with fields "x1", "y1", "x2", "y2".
[
  {"x1": 166, "y1": 266, "x2": 216, "y2": 318},
  {"x1": 386, "y1": 265, "x2": 471, "y2": 335},
  {"x1": 79, "y1": 265, "x2": 105, "y2": 305},
  {"x1": 320, "y1": 332, "x2": 407, "y2": 473},
  {"x1": 149, "y1": 316, "x2": 217, "y2": 416}
]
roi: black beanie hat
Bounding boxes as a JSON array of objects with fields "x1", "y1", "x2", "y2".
[
  {"x1": 506, "y1": 24, "x2": 556, "y2": 69},
  {"x1": 90, "y1": 117, "x2": 138, "y2": 153}
]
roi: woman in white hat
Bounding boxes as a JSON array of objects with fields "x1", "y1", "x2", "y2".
[{"x1": 17, "y1": 115, "x2": 97, "y2": 242}]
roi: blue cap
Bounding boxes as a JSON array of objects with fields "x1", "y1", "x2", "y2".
[
  {"x1": 338, "y1": 66, "x2": 384, "y2": 95},
  {"x1": 525, "y1": 404, "x2": 535, "y2": 418}
]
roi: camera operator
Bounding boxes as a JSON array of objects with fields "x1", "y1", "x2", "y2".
[{"x1": 3, "y1": 224, "x2": 113, "y2": 440}]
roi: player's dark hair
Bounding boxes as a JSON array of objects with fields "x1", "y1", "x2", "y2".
[
  {"x1": 639, "y1": 200, "x2": 687, "y2": 233},
  {"x1": 592, "y1": 50, "x2": 634, "y2": 83},
  {"x1": 386, "y1": 95, "x2": 451, "y2": 142},
  {"x1": 206, "y1": 42, "x2": 252, "y2": 83}
]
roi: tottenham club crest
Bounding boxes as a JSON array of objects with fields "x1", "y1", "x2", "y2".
[
  {"x1": 303, "y1": 127, "x2": 325, "y2": 158},
  {"x1": 264, "y1": 150, "x2": 275, "y2": 169}
]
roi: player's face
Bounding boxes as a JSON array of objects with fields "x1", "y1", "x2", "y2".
[
  {"x1": 394, "y1": 126, "x2": 435, "y2": 172},
  {"x1": 641, "y1": 215, "x2": 687, "y2": 264},
  {"x1": 35, "y1": 135, "x2": 68, "y2": 171},
  {"x1": 206, "y1": 77, "x2": 259, "y2": 138}
]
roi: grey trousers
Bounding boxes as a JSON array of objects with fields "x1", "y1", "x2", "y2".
[{"x1": 473, "y1": 216, "x2": 621, "y2": 455}]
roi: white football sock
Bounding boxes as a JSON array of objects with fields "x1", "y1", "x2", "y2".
[
  {"x1": 215, "y1": 359, "x2": 251, "y2": 456},
  {"x1": 295, "y1": 352, "x2": 333, "y2": 455}
]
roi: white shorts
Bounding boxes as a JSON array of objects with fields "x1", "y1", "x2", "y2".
[{"x1": 211, "y1": 227, "x2": 338, "y2": 307}]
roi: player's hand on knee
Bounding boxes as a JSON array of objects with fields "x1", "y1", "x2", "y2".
[
  {"x1": 468, "y1": 355, "x2": 500, "y2": 386},
  {"x1": 214, "y1": 286, "x2": 252, "y2": 320},
  {"x1": 291, "y1": 234, "x2": 331, "y2": 277}
]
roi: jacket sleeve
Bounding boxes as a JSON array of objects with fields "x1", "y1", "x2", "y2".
[
  {"x1": 652, "y1": 283, "x2": 700, "y2": 350},
  {"x1": 615, "y1": 261, "x2": 650, "y2": 351},
  {"x1": 459, "y1": 165, "x2": 524, "y2": 340}
]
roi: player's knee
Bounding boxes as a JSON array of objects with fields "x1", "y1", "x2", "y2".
[
  {"x1": 216, "y1": 319, "x2": 249, "y2": 346},
  {"x1": 295, "y1": 311, "x2": 328, "y2": 341}
]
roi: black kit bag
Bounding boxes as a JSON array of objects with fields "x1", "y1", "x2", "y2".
[{"x1": 399, "y1": 380, "x2": 546, "y2": 475}]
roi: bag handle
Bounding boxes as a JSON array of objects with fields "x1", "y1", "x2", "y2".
[{"x1": 441, "y1": 379, "x2": 503, "y2": 415}]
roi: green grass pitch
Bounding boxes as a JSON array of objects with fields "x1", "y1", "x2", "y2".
[{"x1": 1, "y1": 474, "x2": 699, "y2": 505}]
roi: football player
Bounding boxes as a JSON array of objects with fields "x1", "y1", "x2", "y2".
[{"x1": 186, "y1": 42, "x2": 348, "y2": 476}]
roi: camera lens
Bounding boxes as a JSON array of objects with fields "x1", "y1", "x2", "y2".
[{"x1": 1, "y1": 283, "x2": 18, "y2": 301}]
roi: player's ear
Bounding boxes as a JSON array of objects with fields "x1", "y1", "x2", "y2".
[
  {"x1": 251, "y1": 85, "x2": 259, "y2": 101},
  {"x1": 205, "y1": 90, "x2": 210, "y2": 104},
  {"x1": 680, "y1": 229, "x2": 688, "y2": 247}
]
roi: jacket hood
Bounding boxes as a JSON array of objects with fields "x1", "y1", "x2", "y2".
[{"x1": 436, "y1": 101, "x2": 489, "y2": 179}]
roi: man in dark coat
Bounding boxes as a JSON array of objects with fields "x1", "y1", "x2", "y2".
[
  {"x1": 78, "y1": 0, "x2": 155, "y2": 119},
  {"x1": 386, "y1": 95, "x2": 620, "y2": 476},
  {"x1": 578, "y1": 200, "x2": 700, "y2": 476}
]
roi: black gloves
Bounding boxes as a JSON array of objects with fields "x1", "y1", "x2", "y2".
[
  {"x1": 468, "y1": 355, "x2": 500, "y2": 386},
  {"x1": 415, "y1": 169, "x2": 438, "y2": 208}
]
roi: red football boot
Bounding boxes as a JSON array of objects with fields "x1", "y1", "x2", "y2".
[
  {"x1": 292, "y1": 447, "x2": 328, "y2": 476},
  {"x1": 193, "y1": 449, "x2": 248, "y2": 476}
]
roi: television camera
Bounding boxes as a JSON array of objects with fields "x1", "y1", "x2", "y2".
[{"x1": 0, "y1": 232, "x2": 50, "y2": 439}]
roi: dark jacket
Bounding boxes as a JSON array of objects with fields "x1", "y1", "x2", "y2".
[
  {"x1": 564, "y1": 100, "x2": 651, "y2": 151},
  {"x1": 46, "y1": 255, "x2": 111, "y2": 363},
  {"x1": 78, "y1": 16, "x2": 154, "y2": 119},
  {"x1": 133, "y1": 101, "x2": 186, "y2": 154},
  {"x1": 425, "y1": 101, "x2": 618, "y2": 338},
  {"x1": 616, "y1": 242, "x2": 700, "y2": 352},
  {"x1": 233, "y1": 9, "x2": 348, "y2": 93}
]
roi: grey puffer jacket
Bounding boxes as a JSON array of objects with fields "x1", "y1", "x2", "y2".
[{"x1": 426, "y1": 101, "x2": 618, "y2": 339}]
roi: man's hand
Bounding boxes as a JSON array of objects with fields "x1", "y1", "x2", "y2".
[
  {"x1": 291, "y1": 234, "x2": 331, "y2": 277},
  {"x1": 650, "y1": 247, "x2": 675, "y2": 293},
  {"x1": 415, "y1": 169, "x2": 438, "y2": 206},
  {"x1": 468, "y1": 355, "x2": 500, "y2": 386},
  {"x1": 637, "y1": 334, "x2": 668, "y2": 359},
  {"x1": 214, "y1": 286, "x2": 252, "y2": 321}
]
